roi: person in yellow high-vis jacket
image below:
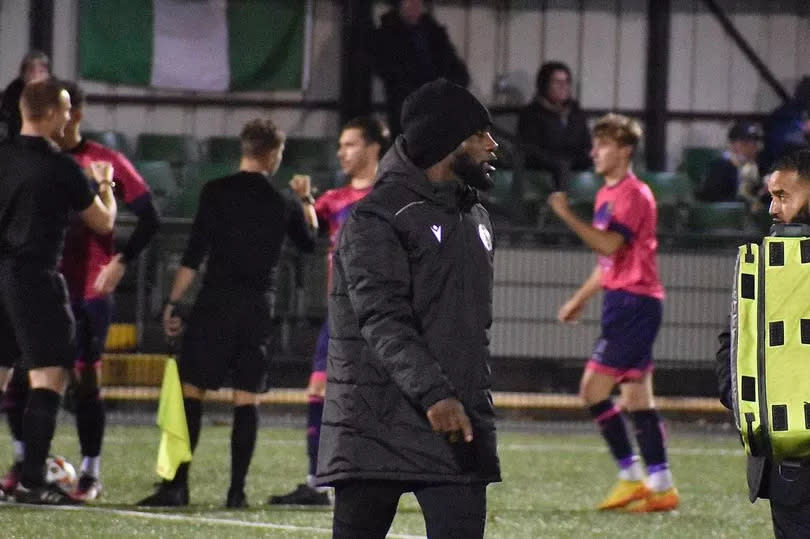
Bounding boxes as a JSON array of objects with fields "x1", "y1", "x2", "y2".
[{"x1": 717, "y1": 149, "x2": 810, "y2": 539}]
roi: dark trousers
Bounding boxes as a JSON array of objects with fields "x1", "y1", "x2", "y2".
[
  {"x1": 333, "y1": 480, "x2": 487, "y2": 539},
  {"x1": 771, "y1": 502, "x2": 810, "y2": 539}
]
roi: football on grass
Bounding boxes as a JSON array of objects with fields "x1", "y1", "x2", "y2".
[{"x1": 45, "y1": 456, "x2": 78, "y2": 494}]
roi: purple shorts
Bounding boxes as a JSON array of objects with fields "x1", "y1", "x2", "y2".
[
  {"x1": 72, "y1": 296, "x2": 113, "y2": 370},
  {"x1": 587, "y1": 290, "x2": 662, "y2": 382}
]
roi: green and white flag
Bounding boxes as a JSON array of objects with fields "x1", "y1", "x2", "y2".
[{"x1": 79, "y1": 0, "x2": 305, "y2": 91}]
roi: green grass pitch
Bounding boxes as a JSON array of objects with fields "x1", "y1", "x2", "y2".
[{"x1": 0, "y1": 421, "x2": 772, "y2": 538}]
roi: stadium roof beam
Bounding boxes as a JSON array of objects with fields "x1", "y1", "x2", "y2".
[
  {"x1": 701, "y1": 0, "x2": 790, "y2": 103},
  {"x1": 645, "y1": 0, "x2": 670, "y2": 172},
  {"x1": 339, "y1": 0, "x2": 374, "y2": 126},
  {"x1": 29, "y1": 0, "x2": 53, "y2": 58}
]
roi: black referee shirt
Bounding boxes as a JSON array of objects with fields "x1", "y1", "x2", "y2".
[
  {"x1": 0, "y1": 135, "x2": 95, "y2": 268},
  {"x1": 181, "y1": 171, "x2": 316, "y2": 292}
]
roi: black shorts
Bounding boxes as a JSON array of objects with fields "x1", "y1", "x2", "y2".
[
  {"x1": 0, "y1": 261, "x2": 74, "y2": 370},
  {"x1": 178, "y1": 287, "x2": 273, "y2": 393}
]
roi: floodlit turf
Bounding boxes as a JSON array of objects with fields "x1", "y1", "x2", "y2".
[{"x1": 0, "y1": 422, "x2": 772, "y2": 538}]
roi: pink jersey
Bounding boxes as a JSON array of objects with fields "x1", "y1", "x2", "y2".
[
  {"x1": 60, "y1": 139, "x2": 150, "y2": 300},
  {"x1": 315, "y1": 184, "x2": 373, "y2": 260},
  {"x1": 592, "y1": 172, "x2": 665, "y2": 300}
]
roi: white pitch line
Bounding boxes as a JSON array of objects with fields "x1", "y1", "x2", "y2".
[
  {"x1": 501, "y1": 443, "x2": 744, "y2": 456},
  {"x1": 53, "y1": 435, "x2": 746, "y2": 456},
  {"x1": 1, "y1": 503, "x2": 426, "y2": 539}
]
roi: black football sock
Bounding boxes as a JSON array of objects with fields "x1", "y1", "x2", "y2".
[
  {"x1": 21, "y1": 389, "x2": 61, "y2": 488},
  {"x1": 230, "y1": 404, "x2": 257, "y2": 493},
  {"x1": 171, "y1": 397, "x2": 201, "y2": 487}
]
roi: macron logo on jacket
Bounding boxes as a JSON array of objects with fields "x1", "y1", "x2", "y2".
[{"x1": 431, "y1": 224, "x2": 442, "y2": 243}]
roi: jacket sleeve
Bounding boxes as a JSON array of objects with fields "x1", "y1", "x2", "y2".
[
  {"x1": 716, "y1": 316, "x2": 733, "y2": 411},
  {"x1": 339, "y1": 206, "x2": 456, "y2": 411}
]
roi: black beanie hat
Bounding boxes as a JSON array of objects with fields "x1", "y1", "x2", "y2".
[{"x1": 401, "y1": 78, "x2": 492, "y2": 168}]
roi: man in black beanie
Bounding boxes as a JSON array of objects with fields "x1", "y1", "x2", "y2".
[{"x1": 316, "y1": 78, "x2": 500, "y2": 539}]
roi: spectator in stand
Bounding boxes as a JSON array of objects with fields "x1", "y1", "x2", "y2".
[
  {"x1": 699, "y1": 122, "x2": 767, "y2": 213},
  {"x1": 760, "y1": 76, "x2": 810, "y2": 172},
  {"x1": 518, "y1": 61, "x2": 592, "y2": 190},
  {"x1": 372, "y1": 0, "x2": 470, "y2": 137},
  {"x1": 0, "y1": 51, "x2": 51, "y2": 143}
]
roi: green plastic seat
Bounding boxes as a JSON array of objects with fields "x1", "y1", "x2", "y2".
[
  {"x1": 489, "y1": 169, "x2": 514, "y2": 206},
  {"x1": 136, "y1": 134, "x2": 201, "y2": 164},
  {"x1": 84, "y1": 130, "x2": 132, "y2": 156},
  {"x1": 567, "y1": 171, "x2": 601, "y2": 221},
  {"x1": 638, "y1": 171, "x2": 694, "y2": 234},
  {"x1": 207, "y1": 136, "x2": 242, "y2": 163},
  {"x1": 167, "y1": 162, "x2": 235, "y2": 218},
  {"x1": 521, "y1": 169, "x2": 553, "y2": 200},
  {"x1": 283, "y1": 137, "x2": 338, "y2": 171},
  {"x1": 132, "y1": 160, "x2": 176, "y2": 212},
  {"x1": 567, "y1": 171, "x2": 601, "y2": 203},
  {"x1": 681, "y1": 147, "x2": 723, "y2": 189},
  {"x1": 687, "y1": 201, "x2": 747, "y2": 232}
]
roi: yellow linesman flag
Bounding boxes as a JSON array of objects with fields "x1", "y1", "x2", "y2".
[{"x1": 155, "y1": 357, "x2": 192, "y2": 480}]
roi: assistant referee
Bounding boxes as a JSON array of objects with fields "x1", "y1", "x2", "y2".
[{"x1": 137, "y1": 118, "x2": 317, "y2": 508}]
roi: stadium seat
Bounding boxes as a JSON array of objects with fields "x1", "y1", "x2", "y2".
[
  {"x1": 273, "y1": 165, "x2": 295, "y2": 192},
  {"x1": 167, "y1": 162, "x2": 235, "y2": 218},
  {"x1": 132, "y1": 160, "x2": 177, "y2": 211},
  {"x1": 84, "y1": 130, "x2": 132, "y2": 156},
  {"x1": 639, "y1": 171, "x2": 691, "y2": 206},
  {"x1": 567, "y1": 170, "x2": 600, "y2": 220},
  {"x1": 207, "y1": 136, "x2": 242, "y2": 163},
  {"x1": 686, "y1": 201, "x2": 747, "y2": 232},
  {"x1": 639, "y1": 171, "x2": 693, "y2": 233},
  {"x1": 522, "y1": 169, "x2": 553, "y2": 200},
  {"x1": 680, "y1": 147, "x2": 723, "y2": 189},
  {"x1": 283, "y1": 137, "x2": 338, "y2": 171},
  {"x1": 136, "y1": 134, "x2": 201, "y2": 164},
  {"x1": 489, "y1": 169, "x2": 514, "y2": 206}
]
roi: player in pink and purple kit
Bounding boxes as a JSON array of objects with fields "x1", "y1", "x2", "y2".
[
  {"x1": 548, "y1": 113, "x2": 678, "y2": 513},
  {"x1": 268, "y1": 116, "x2": 389, "y2": 506}
]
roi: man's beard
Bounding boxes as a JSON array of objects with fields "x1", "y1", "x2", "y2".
[
  {"x1": 451, "y1": 151, "x2": 495, "y2": 191},
  {"x1": 795, "y1": 204, "x2": 810, "y2": 224}
]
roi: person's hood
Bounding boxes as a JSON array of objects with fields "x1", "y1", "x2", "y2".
[{"x1": 375, "y1": 136, "x2": 478, "y2": 210}]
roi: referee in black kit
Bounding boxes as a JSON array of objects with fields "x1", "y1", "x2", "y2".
[
  {"x1": 0, "y1": 79, "x2": 117, "y2": 504},
  {"x1": 137, "y1": 118, "x2": 317, "y2": 508}
]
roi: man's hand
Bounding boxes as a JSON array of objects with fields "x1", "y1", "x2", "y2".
[
  {"x1": 426, "y1": 397, "x2": 473, "y2": 442},
  {"x1": 89, "y1": 161, "x2": 114, "y2": 185},
  {"x1": 558, "y1": 297, "x2": 585, "y2": 323},
  {"x1": 93, "y1": 253, "x2": 126, "y2": 295},
  {"x1": 547, "y1": 191, "x2": 570, "y2": 217},
  {"x1": 289, "y1": 174, "x2": 312, "y2": 199},
  {"x1": 163, "y1": 303, "x2": 183, "y2": 337}
]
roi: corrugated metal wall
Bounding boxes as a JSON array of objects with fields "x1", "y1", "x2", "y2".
[
  {"x1": 490, "y1": 246, "x2": 734, "y2": 363},
  {"x1": 1, "y1": 0, "x2": 809, "y2": 167}
]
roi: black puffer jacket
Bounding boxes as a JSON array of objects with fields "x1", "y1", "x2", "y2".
[{"x1": 316, "y1": 138, "x2": 501, "y2": 486}]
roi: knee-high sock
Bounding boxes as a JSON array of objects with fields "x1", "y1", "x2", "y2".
[
  {"x1": 630, "y1": 409, "x2": 668, "y2": 470},
  {"x1": 21, "y1": 389, "x2": 61, "y2": 488},
  {"x1": 307, "y1": 396, "x2": 324, "y2": 481},
  {"x1": 172, "y1": 398, "x2": 202, "y2": 487},
  {"x1": 5, "y1": 367, "x2": 28, "y2": 456},
  {"x1": 76, "y1": 389, "x2": 105, "y2": 460},
  {"x1": 588, "y1": 399, "x2": 635, "y2": 467},
  {"x1": 230, "y1": 405, "x2": 257, "y2": 492}
]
